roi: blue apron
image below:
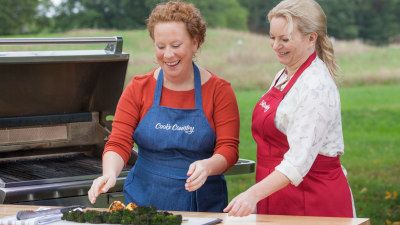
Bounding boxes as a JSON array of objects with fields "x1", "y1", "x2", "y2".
[{"x1": 123, "y1": 63, "x2": 227, "y2": 212}]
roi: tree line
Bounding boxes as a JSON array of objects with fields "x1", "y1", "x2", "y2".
[{"x1": 1, "y1": 0, "x2": 400, "y2": 45}]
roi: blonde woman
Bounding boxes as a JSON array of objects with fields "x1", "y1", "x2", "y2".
[{"x1": 224, "y1": 0, "x2": 354, "y2": 217}]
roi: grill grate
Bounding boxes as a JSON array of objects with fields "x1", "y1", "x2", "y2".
[{"x1": 0, "y1": 153, "x2": 120, "y2": 188}]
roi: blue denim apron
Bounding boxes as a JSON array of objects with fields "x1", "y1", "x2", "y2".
[{"x1": 123, "y1": 63, "x2": 227, "y2": 212}]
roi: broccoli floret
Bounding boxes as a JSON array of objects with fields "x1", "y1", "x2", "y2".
[
  {"x1": 139, "y1": 214, "x2": 151, "y2": 225},
  {"x1": 101, "y1": 211, "x2": 110, "y2": 223},
  {"x1": 62, "y1": 210, "x2": 85, "y2": 223},
  {"x1": 77, "y1": 214, "x2": 86, "y2": 223},
  {"x1": 150, "y1": 214, "x2": 164, "y2": 225},
  {"x1": 164, "y1": 214, "x2": 183, "y2": 225},
  {"x1": 83, "y1": 210, "x2": 104, "y2": 224},
  {"x1": 61, "y1": 211, "x2": 70, "y2": 221},
  {"x1": 135, "y1": 205, "x2": 157, "y2": 216},
  {"x1": 121, "y1": 210, "x2": 136, "y2": 225},
  {"x1": 174, "y1": 214, "x2": 183, "y2": 224},
  {"x1": 105, "y1": 210, "x2": 122, "y2": 224}
]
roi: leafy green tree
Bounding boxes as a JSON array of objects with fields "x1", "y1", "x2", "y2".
[
  {"x1": 238, "y1": 0, "x2": 280, "y2": 33},
  {"x1": 318, "y1": 0, "x2": 358, "y2": 40},
  {"x1": 0, "y1": 0, "x2": 40, "y2": 35},
  {"x1": 51, "y1": 0, "x2": 152, "y2": 31},
  {"x1": 239, "y1": 0, "x2": 400, "y2": 45},
  {"x1": 50, "y1": 0, "x2": 247, "y2": 32},
  {"x1": 354, "y1": 0, "x2": 400, "y2": 45},
  {"x1": 189, "y1": 0, "x2": 248, "y2": 30},
  {"x1": 239, "y1": 0, "x2": 359, "y2": 38},
  {"x1": 141, "y1": 0, "x2": 249, "y2": 30}
]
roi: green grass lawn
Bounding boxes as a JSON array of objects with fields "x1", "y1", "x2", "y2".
[{"x1": 227, "y1": 84, "x2": 400, "y2": 224}]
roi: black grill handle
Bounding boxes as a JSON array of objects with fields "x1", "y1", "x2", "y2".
[{"x1": 0, "y1": 36, "x2": 123, "y2": 54}]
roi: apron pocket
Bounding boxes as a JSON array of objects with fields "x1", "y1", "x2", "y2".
[
  {"x1": 148, "y1": 176, "x2": 192, "y2": 211},
  {"x1": 268, "y1": 183, "x2": 305, "y2": 216},
  {"x1": 124, "y1": 167, "x2": 135, "y2": 187},
  {"x1": 123, "y1": 169, "x2": 154, "y2": 206},
  {"x1": 196, "y1": 175, "x2": 227, "y2": 212}
]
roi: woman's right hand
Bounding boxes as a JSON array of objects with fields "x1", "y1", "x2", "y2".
[
  {"x1": 223, "y1": 188, "x2": 258, "y2": 216},
  {"x1": 88, "y1": 175, "x2": 117, "y2": 204},
  {"x1": 88, "y1": 151, "x2": 125, "y2": 204}
]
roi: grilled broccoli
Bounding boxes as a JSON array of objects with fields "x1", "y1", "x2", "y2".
[
  {"x1": 120, "y1": 213, "x2": 135, "y2": 225},
  {"x1": 104, "y1": 210, "x2": 123, "y2": 224},
  {"x1": 83, "y1": 210, "x2": 103, "y2": 224},
  {"x1": 135, "y1": 205, "x2": 157, "y2": 215},
  {"x1": 163, "y1": 214, "x2": 182, "y2": 225},
  {"x1": 61, "y1": 205, "x2": 182, "y2": 225},
  {"x1": 62, "y1": 210, "x2": 85, "y2": 223},
  {"x1": 150, "y1": 214, "x2": 165, "y2": 225}
]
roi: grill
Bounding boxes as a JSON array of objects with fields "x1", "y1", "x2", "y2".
[
  {"x1": 0, "y1": 37, "x2": 254, "y2": 208},
  {"x1": 0, "y1": 151, "x2": 125, "y2": 188},
  {"x1": 1, "y1": 153, "x2": 100, "y2": 186}
]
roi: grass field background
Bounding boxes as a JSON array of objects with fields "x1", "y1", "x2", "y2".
[{"x1": 2, "y1": 29, "x2": 399, "y2": 224}]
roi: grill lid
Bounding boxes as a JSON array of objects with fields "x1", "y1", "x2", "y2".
[{"x1": 0, "y1": 37, "x2": 129, "y2": 150}]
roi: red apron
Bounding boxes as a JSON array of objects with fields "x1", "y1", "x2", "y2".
[{"x1": 252, "y1": 52, "x2": 353, "y2": 217}]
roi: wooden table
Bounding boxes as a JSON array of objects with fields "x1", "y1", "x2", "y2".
[{"x1": 0, "y1": 204, "x2": 369, "y2": 225}]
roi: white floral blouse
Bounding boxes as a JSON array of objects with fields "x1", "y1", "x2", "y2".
[{"x1": 269, "y1": 57, "x2": 345, "y2": 186}]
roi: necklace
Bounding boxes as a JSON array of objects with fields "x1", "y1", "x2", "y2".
[{"x1": 275, "y1": 70, "x2": 290, "y2": 91}]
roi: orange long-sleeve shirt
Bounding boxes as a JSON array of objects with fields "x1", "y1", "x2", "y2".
[{"x1": 104, "y1": 70, "x2": 240, "y2": 168}]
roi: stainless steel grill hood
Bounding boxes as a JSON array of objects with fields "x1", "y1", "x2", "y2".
[{"x1": 0, "y1": 37, "x2": 131, "y2": 207}]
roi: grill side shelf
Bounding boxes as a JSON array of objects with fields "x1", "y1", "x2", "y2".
[
  {"x1": 0, "y1": 177, "x2": 126, "y2": 204},
  {"x1": 224, "y1": 159, "x2": 255, "y2": 176}
]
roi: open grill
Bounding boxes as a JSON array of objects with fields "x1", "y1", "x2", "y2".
[{"x1": 0, "y1": 37, "x2": 132, "y2": 207}]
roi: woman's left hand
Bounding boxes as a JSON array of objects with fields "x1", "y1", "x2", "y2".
[
  {"x1": 185, "y1": 159, "x2": 210, "y2": 192},
  {"x1": 223, "y1": 189, "x2": 258, "y2": 217}
]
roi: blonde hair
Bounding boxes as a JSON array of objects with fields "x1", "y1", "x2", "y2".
[
  {"x1": 147, "y1": 1, "x2": 206, "y2": 48},
  {"x1": 268, "y1": 0, "x2": 338, "y2": 77}
]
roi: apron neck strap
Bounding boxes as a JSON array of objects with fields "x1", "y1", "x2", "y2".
[
  {"x1": 282, "y1": 51, "x2": 317, "y2": 95},
  {"x1": 193, "y1": 63, "x2": 202, "y2": 109},
  {"x1": 154, "y1": 62, "x2": 202, "y2": 109}
]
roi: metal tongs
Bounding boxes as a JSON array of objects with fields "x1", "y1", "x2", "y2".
[{"x1": 16, "y1": 205, "x2": 85, "y2": 220}]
